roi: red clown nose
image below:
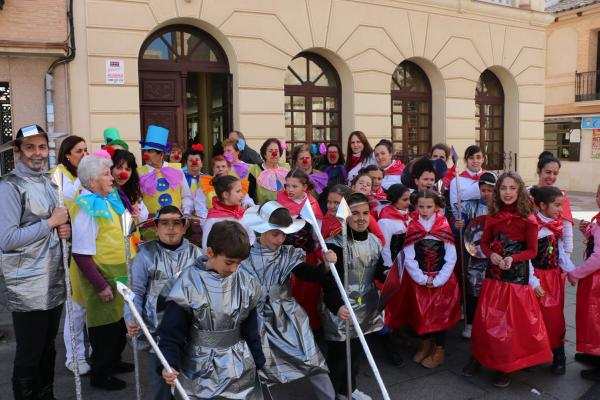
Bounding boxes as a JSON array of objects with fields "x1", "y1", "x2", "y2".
[
  {"x1": 302, "y1": 158, "x2": 309, "y2": 165},
  {"x1": 271, "y1": 150, "x2": 278, "y2": 157},
  {"x1": 191, "y1": 160, "x2": 199, "y2": 166},
  {"x1": 328, "y1": 153, "x2": 336, "y2": 160},
  {"x1": 119, "y1": 171, "x2": 129, "y2": 180},
  {"x1": 142, "y1": 153, "x2": 150, "y2": 161}
]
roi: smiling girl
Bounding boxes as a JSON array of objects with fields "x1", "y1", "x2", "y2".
[
  {"x1": 449, "y1": 145, "x2": 486, "y2": 221},
  {"x1": 346, "y1": 131, "x2": 375, "y2": 184},
  {"x1": 373, "y1": 139, "x2": 405, "y2": 190}
]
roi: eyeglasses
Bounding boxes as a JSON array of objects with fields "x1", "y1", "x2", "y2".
[{"x1": 156, "y1": 219, "x2": 185, "y2": 228}]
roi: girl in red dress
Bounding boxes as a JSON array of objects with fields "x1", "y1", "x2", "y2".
[
  {"x1": 530, "y1": 186, "x2": 575, "y2": 375},
  {"x1": 399, "y1": 190, "x2": 460, "y2": 369},
  {"x1": 465, "y1": 171, "x2": 551, "y2": 387},
  {"x1": 569, "y1": 184, "x2": 600, "y2": 381}
]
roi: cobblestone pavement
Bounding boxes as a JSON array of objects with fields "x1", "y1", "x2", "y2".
[{"x1": 0, "y1": 191, "x2": 598, "y2": 399}]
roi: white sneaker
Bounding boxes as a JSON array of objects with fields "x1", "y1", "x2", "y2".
[
  {"x1": 462, "y1": 324, "x2": 472, "y2": 339},
  {"x1": 66, "y1": 359, "x2": 91, "y2": 375},
  {"x1": 352, "y1": 389, "x2": 372, "y2": 400}
]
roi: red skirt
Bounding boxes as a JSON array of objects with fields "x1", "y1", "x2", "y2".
[
  {"x1": 535, "y1": 268, "x2": 566, "y2": 349},
  {"x1": 576, "y1": 269, "x2": 600, "y2": 355},
  {"x1": 471, "y1": 279, "x2": 552, "y2": 373},
  {"x1": 389, "y1": 271, "x2": 461, "y2": 335},
  {"x1": 291, "y1": 251, "x2": 321, "y2": 330}
]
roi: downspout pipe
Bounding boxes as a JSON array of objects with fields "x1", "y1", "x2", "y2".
[{"x1": 46, "y1": 0, "x2": 75, "y2": 168}]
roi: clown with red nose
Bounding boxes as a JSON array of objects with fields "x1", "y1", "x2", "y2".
[{"x1": 137, "y1": 125, "x2": 193, "y2": 240}]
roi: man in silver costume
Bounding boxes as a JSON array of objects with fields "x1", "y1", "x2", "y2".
[
  {"x1": 158, "y1": 220, "x2": 264, "y2": 399},
  {"x1": 241, "y1": 201, "x2": 338, "y2": 400},
  {"x1": 322, "y1": 192, "x2": 386, "y2": 400},
  {"x1": 0, "y1": 125, "x2": 71, "y2": 400},
  {"x1": 125, "y1": 205, "x2": 203, "y2": 399}
]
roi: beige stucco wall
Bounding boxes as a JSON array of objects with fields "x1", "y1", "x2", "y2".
[
  {"x1": 69, "y1": 0, "x2": 552, "y2": 182},
  {"x1": 545, "y1": 4, "x2": 600, "y2": 192}
]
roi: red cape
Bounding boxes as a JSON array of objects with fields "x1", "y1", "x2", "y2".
[
  {"x1": 207, "y1": 198, "x2": 245, "y2": 220},
  {"x1": 459, "y1": 169, "x2": 486, "y2": 181},
  {"x1": 404, "y1": 211, "x2": 454, "y2": 248},
  {"x1": 486, "y1": 208, "x2": 537, "y2": 231},
  {"x1": 370, "y1": 187, "x2": 387, "y2": 201},
  {"x1": 561, "y1": 191, "x2": 574, "y2": 224},
  {"x1": 276, "y1": 191, "x2": 323, "y2": 220},
  {"x1": 536, "y1": 214, "x2": 563, "y2": 239},
  {"x1": 378, "y1": 205, "x2": 409, "y2": 222},
  {"x1": 384, "y1": 160, "x2": 405, "y2": 176}
]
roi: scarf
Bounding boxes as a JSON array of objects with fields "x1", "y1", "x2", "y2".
[
  {"x1": 378, "y1": 205, "x2": 409, "y2": 222},
  {"x1": 139, "y1": 166, "x2": 183, "y2": 196},
  {"x1": 256, "y1": 165, "x2": 288, "y2": 192},
  {"x1": 370, "y1": 186, "x2": 387, "y2": 201},
  {"x1": 348, "y1": 153, "x2": 362, "y2": 170},
  {"x1": 232, "y1": 161, "x2": 250, "y2": 180},
  {"x1": 76, "y1": 190, "x2": 125, "y2": 220},
  {"x1": 321, "y1": 212, "x2": 341, "y2": 239},
  {"x1": 276, "y1": 191, "x2": 323, "y2": 220},
  {"x1": 536, "y1": 214, "x2": 564, "y2": 239},
  {"x1": 404, "y1": 211, "x2": 454, "y2": 248},
  {"x1": 459, "y1": 169, "x2": 485, "y2": 181},
  {"x1": 207, "y1": 198, "x2": 245, "y2": 220},
  {"x1": 384, "y1": 160, "x2": 405, "y2": 176},
  {"x1": 561, "y1": 191, "x2": 574, "y2": 224}
]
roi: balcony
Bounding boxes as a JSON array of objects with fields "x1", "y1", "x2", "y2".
[{"x1": 575, "y1": 70, "x2": 600, "y2": 102}]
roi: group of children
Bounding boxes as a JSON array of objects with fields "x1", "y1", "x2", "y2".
[{"x1": 54, "y1": 123, "x2": 600, "y2": 399}]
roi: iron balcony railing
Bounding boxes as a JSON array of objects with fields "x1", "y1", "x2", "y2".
[{"x1": 575, "y1": 70, "x2": 600, "y2": 102}]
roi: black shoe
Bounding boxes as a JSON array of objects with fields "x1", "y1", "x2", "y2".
[
  {"x1": 575, "y1": 353, "x2": 600, "y2": 366},
  {"x1": 36, "y1": 384, "x2": 57, "y2": 400},
  {"x1": 389, "y1": 351, "x2": 405, "y2": 368},
  {"x1": 492, "y1": 372, "x2": 511, "y2": 388},
  {"x1": 581, "y1": 367, "x2": 600, "y2": 382},
  {"x1": 113, "y1": 361, "x2": 135, "y2": 374},
  {"x1": 12, "y1": 378, "x2": 37, "y2": 400},
  {"x1": 90, "y1": 375, "x2": 127, "y2": 391},
  {"x1": 462, "y1": 357, "x2": 481, "y2": 377},
  {"x1": 552, "y1": 347, "x2": 566, "y2": 375}
]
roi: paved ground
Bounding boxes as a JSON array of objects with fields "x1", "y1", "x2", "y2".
[{"x1": 0, "y1": 191, "x2": 598, "y2": 399}]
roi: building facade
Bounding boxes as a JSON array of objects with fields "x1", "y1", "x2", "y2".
[
  {"x1": 0, "y1": 0, "x2": 70, "y2": 174},
  {"x1": 546, "y1": 0, "x2": 600, "y2": 192},
  {"x1": 69, "y1": 0, "x2": 551, "y2": 181}
]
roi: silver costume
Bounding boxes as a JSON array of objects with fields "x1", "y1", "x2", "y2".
[
  {"x1": 0, "y1": 170, "x2": 65, "y2": 312},
  {"x1": 166, "y1": 258, "x2": 263, "y2": 400},
  {"x1": 240, "y1": 242, "x2": 329, "y2": 385},
  {"x1": 322, "y1": 233, "x2": 384, "y2": 342},
  {"x1": 132, "y1": 239, "x2": 202, "y2": 336},
  {"x1": 462, "y1": 200, "x2": 489, "y2": 297}
]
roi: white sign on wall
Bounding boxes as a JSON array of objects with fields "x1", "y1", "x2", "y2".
[{"x1": 105, "y1": 60, "x2": 125, "y2": 84}]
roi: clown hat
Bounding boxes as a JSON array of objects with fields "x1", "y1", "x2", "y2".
[
  {"x1": 140, "y1": 125, "x2": 171, "y2": 153},
  {"x1": 103, "y1": 128, "x2": 129, "y2": 151},
  {"x1": 243, "y1": 201, "x2": 305, "y2": 234}
]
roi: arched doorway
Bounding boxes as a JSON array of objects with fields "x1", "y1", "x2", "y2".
[
  {"x1": 138, "y1": 25, "x2": 231, "y2": 159},
  {"x1": 475, "y1": 70, "x2": 504, "y2": 170},
  {"x1": 390, "y1": 60, "x2": 432, "y2": 162},
  {"x1": 284, "y1": 53, "x2": 341, "y2": 152}
]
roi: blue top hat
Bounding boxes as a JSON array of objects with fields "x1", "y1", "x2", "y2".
[{"x1": 140, "y1": 125, "x2": 171, "y2": 153}]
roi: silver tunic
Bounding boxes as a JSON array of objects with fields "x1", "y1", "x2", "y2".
[
  {"x1": 321, "y1": 233, "x2": 384, "y2": 341},
  {"x1": 135, "y1": 239, "x2": 202, "y2": 335},
  {"x1": 240, "y1": 243, "x2": 329, "y2": 385},
  {"x1": 0, "y1": 169, "x2": 65, "y2": 312},
  {"x1": 167, "y1": 259, "x2": 263, "y2": 399}
]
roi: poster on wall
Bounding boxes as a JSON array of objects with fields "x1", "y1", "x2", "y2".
[
  {"x1": 105, "y1": 60, "x2": 125, "y2": 84},
  {"x1": 592, "y1": 129, "x2": 600, "y2": 159}
]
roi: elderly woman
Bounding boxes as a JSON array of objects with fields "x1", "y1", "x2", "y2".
[
  {"x1": 71, "y1": 151, "x2": 132, "y2": 391},
  {"x1": 248, "y1": 138, "x2": 290, "y2": 205}
]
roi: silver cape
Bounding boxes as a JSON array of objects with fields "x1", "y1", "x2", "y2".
[
  {"x1": 135, "y1": 239, "x2": 202, "y2": 336},
  {"x1": 0, "y1": 170, "x2": 65, "y2": 312},
  {"x1": 167, "y1": 259, "x2": 263, "y2": 399},
  {"x1": 321, "y1": 233, "x2": 384, "y2": 342},
  {"x1": 239, "y1": 242, "x2": 329, "y2": 385}
]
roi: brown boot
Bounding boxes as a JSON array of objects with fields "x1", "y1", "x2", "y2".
[
  {"x1": 413, "y1": 339, "x2": 433, "y2": 363},
  {"x1": 421, "y1": 346, "x2": 445, "y2": 369}
]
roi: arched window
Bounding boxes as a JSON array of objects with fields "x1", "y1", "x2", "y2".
[
  {"x1": 284, "y1": 53, "x2": 341, "y2": 151},
  {"x1": 476, "y1": 70, "x2": 504, "y2": 170},
  {"x1": 391, "y1": 61, "x2": 432, "y2": 162}
]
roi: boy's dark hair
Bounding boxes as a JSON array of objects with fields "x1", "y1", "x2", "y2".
[
  {"x1": 347, "y1": 192, "x2": 369, "y2": 207},
  {"x1": 431, "y1": 143, "x2": 450, "y2": 158},
  {"x1": 329, "y1": 184, "x2": 352, "y2": 198},
  {"x1": 286, "y1": 168, "x2": 315, "y2": 191},
  {"x1": 212, "y1": 175, "x2": 239, "y2": 201},
  {"x1": 464, "y1": 145, "x2": 483, "y2": 160},
  {"x1": 361, "y1": 164, "x2": 384, "y2": 175},
  {"x1": 530, "y1": 185, "x2": 563, "y2": 207},
  {"x1": 412, "y1": 156, "x2": 435, "y2": 180},
  {"x1": 207, "y1": 220, "x2": 250, "y2": 260},
  {"x1": 386, "y1": 184, "x2": 410, "y2": 204},
  {"x1": 183, "y1": 148, "x2": 204, "y2": 163},
  {"x1": 537, "y1": 151, "x2": 561, "y2": 171},
  {"x1": 155, "y1": 205, "x2": 183, "y2": 222},
  {"x1": 267, "y1": 207, "x2": 293, "y2": 227},
  {"x1": 414, "y1": 189, "x2": 445, "y2": 208}
]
